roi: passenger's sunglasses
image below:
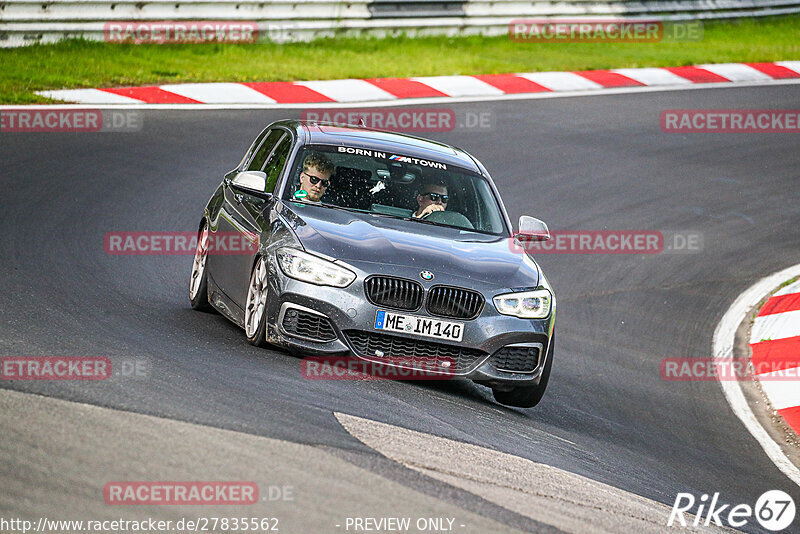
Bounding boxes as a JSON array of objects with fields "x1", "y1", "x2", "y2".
[
  {"x1": 303, "y1": 171, "x2": 330, "y2": 188},
  {"x1": 422, "y1": 192, "x2": 449, "y2": 203}
]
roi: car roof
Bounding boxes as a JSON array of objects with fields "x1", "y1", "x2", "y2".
[{"x1": 274, "y1": 120, "x2": 483, "y2": 174}]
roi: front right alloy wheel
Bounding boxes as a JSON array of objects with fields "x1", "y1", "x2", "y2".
[
  {"x1": 245, "y1": 256, "x2": 270, "y2": 347},
  {"x1": 189, "y1": 221, "x2": 212, "y2": 311}
]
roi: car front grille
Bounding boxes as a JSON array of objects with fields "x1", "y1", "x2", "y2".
[
  {"x1": 489, "y1": 345, "x2": 541, "y2": 373},
  {"x1": 281, "y1": 308, "x2": 337, "y2": 342},
  {"x1": 426, "y1": 286, "x2": 485, "y2": 320},
  {"x1": 344, "y1": 330, "x2": 487, "y2": 375},
  {"x1": 364, "y1": 276, "x2": 423, "y2": 311}
]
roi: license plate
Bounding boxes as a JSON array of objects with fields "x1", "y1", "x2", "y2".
[{"x1": 374, "y1": 310, "x2": 464, "y2": 342}]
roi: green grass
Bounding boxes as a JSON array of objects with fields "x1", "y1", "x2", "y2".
[
  {"x1": 1, "y1": 15, "x2": 799, "y2": 104},
  {"x1": 751, "y1": 276, "x2": 800, "y2": 322}
]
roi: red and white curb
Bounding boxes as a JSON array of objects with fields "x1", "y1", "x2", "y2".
[
  {"x1": 36, "y1": 61, "x2": 800, "y2": 105},
  {"x1": 714, "y1": 265, "x2": 800, "y2": 489},
  {"x1": 751, "y1": 279, "x2": 800, "y2": 436}
]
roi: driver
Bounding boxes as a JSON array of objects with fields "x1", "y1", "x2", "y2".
[
  {"x1": 298, "y1": 152, "x2": 335, "y2": 203},
  {"x1": 412, "y1": 180, "x2": 449, "y2": 218}
]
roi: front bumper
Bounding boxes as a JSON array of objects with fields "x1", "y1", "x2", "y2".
[{"x1": 265, "y1": 265, "x2": 554, "y2": 387}]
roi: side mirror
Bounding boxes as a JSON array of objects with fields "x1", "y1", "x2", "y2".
[
  {"x1": 231, "y1": 171, "x2": 267, "y2": 194},
  {"x1": 516, "y1": 216, "x2": 550, "y2": 241}
]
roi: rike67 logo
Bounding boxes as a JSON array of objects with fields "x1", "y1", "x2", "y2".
[{"x1": 668, "y1": 490, "x2": 796, "y2": 531}]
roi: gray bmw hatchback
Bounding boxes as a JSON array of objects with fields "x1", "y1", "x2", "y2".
[{"x1": 190, "y1": 120, "x2": 556, "y2": 407}]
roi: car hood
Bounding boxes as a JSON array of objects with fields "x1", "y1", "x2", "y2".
[{"x1": 277, "y1": 201, "x2": 539, "y2": 289}]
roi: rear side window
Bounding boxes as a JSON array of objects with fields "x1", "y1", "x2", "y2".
[
  {"x1": 263, "y1": 134, "x2": 292, "y2": 194},
  {"x1": 247, "y1": 130, "x2": 283, "y2": 172},
  {"x1": 238, "y1": 128, "x2": 268, "y2": 170}
]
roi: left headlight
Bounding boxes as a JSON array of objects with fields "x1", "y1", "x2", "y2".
[
  {"x1": 276, "y1": 247, "x2": 356, "y2": 288},
  {"x1": 493, "y1": 289, "x2": 552, "y2": 319}
]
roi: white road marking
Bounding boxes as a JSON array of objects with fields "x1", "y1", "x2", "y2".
[
  {"x1": 751, "y1": 309, "x2": 800, "y2": 343},
  {"x1": 293, "y1": 79, "x2": 397, "y2": 102},
  {"x1": 611, "y1": 67, "x2": 694, "y2": 86},
  {"x1": 775, "y1": 279, "x2": 800, "y2": 296},
  {"x1": 516, "y1": 71, "x2": 603, "y2": 91},
  {"x1": 409, "y1": 75, "x2": 505, "y2": 97},
  {"x1": 756, "y1": 371, "x2": 800, "y2": 410},
  {"x1": 698, "y1": 63, "x2": 773, "y2": 82},
  {"x1": 713, "y1": 263, "x2": 800, "y2": 488},
  {"x1": 35, "y1": 89, "x2": 144, "y2": 104},
  {"x1": 159, "y1": 83, "x2": 277, "y2": 104}
]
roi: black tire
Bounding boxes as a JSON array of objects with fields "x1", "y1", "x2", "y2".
[
  {"x1": 189, "y1": 221, "x2": 213, "y2": 312},
  {"x1": 492, "y1": 332, "x2": 554, "y2": 408},
  {"x1": 246, "y1": 313, "x2": 269, "y2": 348},
  {"x1": 245, "y1": 256, "x2": 270, "y2": 348}
]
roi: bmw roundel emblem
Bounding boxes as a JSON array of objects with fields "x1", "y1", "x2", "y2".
[{"x1": 420, "y1": 271, "x2": 434, "y2": 281}]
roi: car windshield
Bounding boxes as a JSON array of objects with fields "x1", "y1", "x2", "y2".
[{"x1": 281, "y1": 144, "x2": 507, "y2": 235}]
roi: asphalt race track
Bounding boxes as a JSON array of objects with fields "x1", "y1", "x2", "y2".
[{"x1": 1, "y1": 84, "x2": 799, "y2": 533}]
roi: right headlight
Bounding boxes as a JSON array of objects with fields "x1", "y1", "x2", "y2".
[
  {"x1": 275, "y1": 247, "x2": 356, "y2": 288},
  {"x1": 493, "y1": 289, "x2": 552, "y2": 319}
]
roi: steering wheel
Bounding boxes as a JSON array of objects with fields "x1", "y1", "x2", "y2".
[
  {"x1": 420, "y1": 207, "x2": 442, "y2": 219},
  {"x1": 423, "y1": 210, "x2": 474, "y2": 229}
]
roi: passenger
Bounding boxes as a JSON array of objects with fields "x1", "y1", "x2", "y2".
[
  {"x1": 298, "y1": 152, "x2": 335, "y2": 203},
  {"x1": 412, "y1": 180, "x2": 449, "y2": 218}
]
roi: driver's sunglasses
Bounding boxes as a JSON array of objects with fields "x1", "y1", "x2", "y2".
[
  {"x1": 303, "y1": 171, "x2": 330, "y2": 188},
  {"x1": 423, "y1": 192, "x2": 449, "y2": 203}
]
